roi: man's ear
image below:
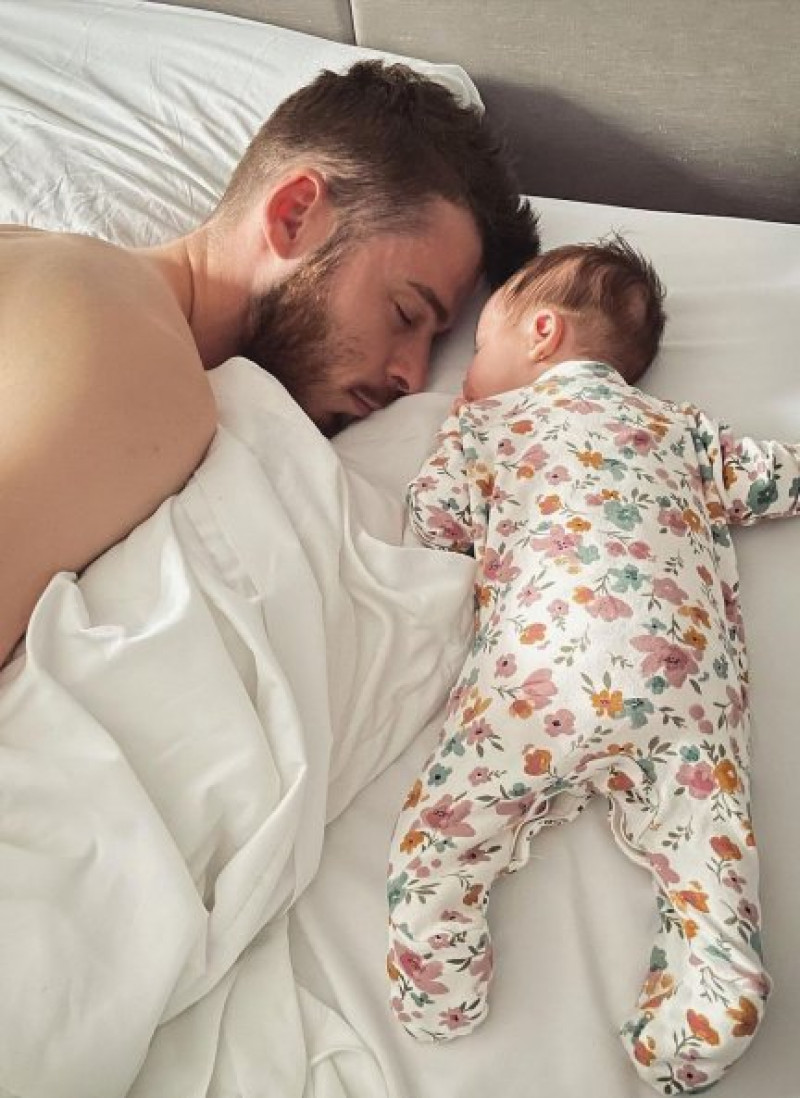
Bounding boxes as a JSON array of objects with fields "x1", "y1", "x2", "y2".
[
  {"x1": 527, "y1": 308, "x2": 566, "y2": 362},
  {"x1": 261, "y1": 169, "x2": 334, "y2": 260}
]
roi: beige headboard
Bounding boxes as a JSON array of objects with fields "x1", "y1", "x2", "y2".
[{"x1": 155, "y1": 0, "x2": 799, "y2": 224}]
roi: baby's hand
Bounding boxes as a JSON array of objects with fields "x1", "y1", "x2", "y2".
[{"x1": 449, "y1": 395, "x2": 468, "y2": 416}]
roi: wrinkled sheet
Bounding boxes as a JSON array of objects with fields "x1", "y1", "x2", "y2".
[{"x1": 0, "y1": 360, "x2": 473, "y2": 1098}]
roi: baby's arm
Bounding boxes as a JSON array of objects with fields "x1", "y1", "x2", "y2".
[
  {"x1": 406, "y1": 403, "x2": 475, "y2": 552},
  {"x1": 691, "y1": 407, "x2": 800, "y2": 525}
]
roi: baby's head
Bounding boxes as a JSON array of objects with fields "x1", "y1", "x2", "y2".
[{"x1": 463, "y1": 235, "x2": 666, "y2": 401}]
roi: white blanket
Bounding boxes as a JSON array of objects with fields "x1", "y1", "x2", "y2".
[{"x1": 0, "y1": 359, "x2": 473, "y2": 1098}]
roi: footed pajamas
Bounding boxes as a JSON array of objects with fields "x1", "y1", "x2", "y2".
[{"x1": 387, "y1": 361, "x2": 796, "y2": 1094}]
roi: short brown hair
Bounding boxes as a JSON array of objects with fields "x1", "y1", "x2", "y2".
[
  {"x1": 501, "y1": 235, "x2": 666, "y2": 381},
  {"x1": 214, "y1": 60, "x2": 540, "y2": 288}
]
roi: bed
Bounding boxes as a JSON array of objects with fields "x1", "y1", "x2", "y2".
[{"x1": 0, "y1": 2, "x2": 798, "y2": 1097}]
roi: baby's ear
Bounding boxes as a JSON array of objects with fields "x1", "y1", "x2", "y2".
[{"x1": 527, "y1": 308, "x2": 565, "y2": 361}]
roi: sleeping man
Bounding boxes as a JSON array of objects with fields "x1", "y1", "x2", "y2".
[
  {"x1": 0, "y1": 59, "x2": 539, "y2": 669},
  {"x1": 387, "y1": 237, "x2": 788, "y2": 1093}
]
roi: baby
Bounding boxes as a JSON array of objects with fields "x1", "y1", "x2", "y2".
[{"x1": 386, "y1": 238, "x2": 793, "y2": 1094}]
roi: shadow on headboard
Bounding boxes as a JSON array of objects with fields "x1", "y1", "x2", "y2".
[{"x1": 154, "y1": 0, "x2": 799, "y2": 224}]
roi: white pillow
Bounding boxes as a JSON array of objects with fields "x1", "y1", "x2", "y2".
[{"x1": 0, "y1": 0, "x2": 481, "y2": 245}]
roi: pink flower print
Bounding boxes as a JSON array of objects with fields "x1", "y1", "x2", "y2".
[
  {"x1": 675, "y1": 1065, "x2": 709, "y2": 1089},
  {"x1": 557, "y1": 397, "x2": 603, "y2": 414},
  {"x1": 440, "y1": 1007, "x2": 471, "y2": 1032},
  {"x1": 530, "y1": 524, "x2": 580, "y2": 558},
  {"x1": 676, "y1": 761, "x2": 716, "y2": 799},
  {"x1": 420, "y1": 795, "x2": 476, "y2": 837},
  {"x1": 613, "y1": 426, "x2": 657, "y2": 454},
  {"x1": 726, "y1": 686, "x2": 745, "y2": 728},
  {"x1": 585, "y1": 492, "x2": 605, "y2": 506},
  {"x1": 586, "y1": 594, "x2": 633, "y2": 622},
  {"x1": 631, "y1": 635, "x2": 699, "y2": 687},
  {"x1": 658, "y1": 507, "x2": 688, "y2": 536},
  {"x1": 496, "y1": 518, "x2": 517, "y2": 537},
  {"x1": 428, "y1": 932, "x2": 454, "y2": 950},
  {"x1": 441, "y1": 909, "x2": 471, "y2": 924},
  {"x1": 395, "y1": 947, "x2": 449, "y2": 995},
  {"x1": 497, "y1": 438, "x2": 516, "y2": 457},
  {"x1": 496, "y1": 790, "x2": 538, "y2": 820},
  {"x1": 629, "y1": 540, "x2": 653, "y2": 560},
  {"x1": 407, "y1": 856, "x2": 431, "y2": 879},
  {"x1": 467, "y1": 718, "x2": 493, "y2": 746},
  {"x1": 722, "y1": 582, "x2": 745, "y2": 635},
  {"x1": 414, "y1": 475, "x2": 437, "y2": 492},
  {"x1": 495, "y1": 653, "x2": 518, "y2": 678},
  {"x1": 483, "y1": 547, "x2": 521, "y2": 584},
  {"x1": 426, "y1": 507, "x2": 472, "y2": 546},
  {"x1": 606, "y1": 540, "x2": 627, "y2": 557},
  {"x1": 548, "y1": 598, "x2": 568, "y2": 618},
  {"x1": 545, "y1": 464, "x2": 570, "y2": 485},
  {"x1": 516, "y1": 583, "x2": 541, "y2": 607},
  {"x1": 519, "y1": 443, "x2": 549, "y2": 469},
  {"x1": 520, "y1": 668, "x2": 558, "y2": 708},
  {"x1": 648, "y1": 852, "x2": 680, "y2": 885},
  {"x1": 468, "y1": 766, "x2": 492, "y2": 786},
  {"x1": 738, "y1": 898, "x2": 760, "y2": 926},
  {"x1": 459, "y1": 845, "x2": 492, "y2": 867},
  {"x1": 470, "y1": 944, "x2": 493, "y2": 983},
  {"x1": 544, "y1": 709, "x2": 575, "y2": 737},
  {"x1": 652, "y1": 577, "x2": 688, "y2": 604},
  {"x1": 722, "y1": 869, "x2": 746, "y2": 894}
]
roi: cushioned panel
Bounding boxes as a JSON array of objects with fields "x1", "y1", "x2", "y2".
[{"x1": 349, "y1": 0, "x2": 800, "y2": 223}]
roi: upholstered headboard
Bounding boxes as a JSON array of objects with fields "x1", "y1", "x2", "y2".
[{"x1": 153, "y1": 0, "x2": 799, "y2": 224}]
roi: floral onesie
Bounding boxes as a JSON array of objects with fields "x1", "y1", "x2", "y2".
[{"x1": 387, "y1": 361, "x2": 798, "y2": 1094}]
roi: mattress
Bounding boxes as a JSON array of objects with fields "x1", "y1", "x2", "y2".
[{"x1": 0, "y1": 2, "x2": 798, "y2": 1097}]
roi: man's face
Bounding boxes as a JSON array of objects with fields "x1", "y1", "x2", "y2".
[{"x1": 244, "y1": 199, "x2": 482, "y2": 434}]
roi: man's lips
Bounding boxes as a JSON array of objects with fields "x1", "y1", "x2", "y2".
[{"x1": 350, "y1": 386, "x2": 386, "y2": 417}]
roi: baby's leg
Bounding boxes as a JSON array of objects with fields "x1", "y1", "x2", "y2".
[
  {"x1": 386, "y1": 700, "x2": 569, "y2": 1041},
  {"x1": 611, "y1": 760, "x2": 770, "y2": 1093}
]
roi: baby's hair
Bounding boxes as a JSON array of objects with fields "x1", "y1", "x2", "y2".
[{"x1": 500, "y1": 234, "x2": 667, "y2": 382}]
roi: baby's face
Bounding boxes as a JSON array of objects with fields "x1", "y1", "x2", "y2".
[{"x1": 462, "y1": 293, "x2": 533, "y2": 401}]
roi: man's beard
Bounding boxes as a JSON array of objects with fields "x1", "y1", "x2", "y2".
[{"x1": 243, "y1": 242, "x2": 359, "y2": 434}]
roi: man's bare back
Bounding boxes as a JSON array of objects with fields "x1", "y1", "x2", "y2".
[{"x1": 0, "y1": 228, "x2": 217, "y2": 666}]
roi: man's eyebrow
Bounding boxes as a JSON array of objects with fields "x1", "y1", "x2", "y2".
[{"x1": 408, "y1": 280, "x2": 449, "y2": 328}]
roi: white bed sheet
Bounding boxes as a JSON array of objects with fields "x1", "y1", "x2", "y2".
[
  {"x1": 305, "y1": 200, "x2": 800, "y2": 1098},
  {"x1": 1, "y1": 2, "x2": 799, "y2": 1097}
]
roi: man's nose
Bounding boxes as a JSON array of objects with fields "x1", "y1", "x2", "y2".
[{"x1": 388, "y1": 343, "x2": 430, "y2": 396}]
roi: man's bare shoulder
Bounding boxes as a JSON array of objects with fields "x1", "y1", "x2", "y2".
[{"x1": 1, "y1": 229, "x2": 200, "y2": 369}]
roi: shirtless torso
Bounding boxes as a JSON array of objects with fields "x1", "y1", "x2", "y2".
[{"x1": 0, "y1": 228, "x2": 217, "y2": 667}]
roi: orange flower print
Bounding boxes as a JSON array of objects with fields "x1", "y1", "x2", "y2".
[
  {"x1": 607, "y1": 770, "x2": 634, "y2": 792},
  {"x1": 673, "y1": 884, "x2": 710, "y2": 913},
  {"x1": 475, "y1": 584, "x2": 493, "y2": 608},
  {"x1": 591, "y1": 689, "x2": 624, "y2": 717},
  {"x1": 682, "y1": 918, "x2": 699, "y2": 940},
  {"x1": 516, "y1": 466, "x2": 535, "y2": 480},
  {"x1": 404, "y1": 779, "x2": 423, "y2": 810},
  {"x1": 463, "y1": 883, "x2": 483, "y2": 906},
  {"x1": 578, "y1": 449, "x2": 604, "y2": 469},
  {"x1": 682, "y1": 626, "x2": 707, "y2": 651},
  {"x1": 567, "y1": 516, "x2": 591, "y2": 532},
  {"x1": 510, "y1": 419, "x2": 533, "y2": 435},
  {"x1": 710, "y1": 835, "x2": 742, "y2": 861},
  {"x1": 722, "y1": 463, "x2": 738, "y2": 489},
  {"x1": 476, "y1": 475, "x2": 495, "y2": 499},
  {"x1": 727, "y1": 996, "x2": 759, "y2": 1037},
  {"x1": 510, "y1": 699, "x2": 534, "y2": 719},
  {"x1": 679, "y1": 604, "x2": 711, "y2": 627},
  {"x1": 714, "y1": 759, "x2": 740, "y2": 794},
  {"x1": 539, "y1": 494, "x2": 561, "y2": 514},
  {"x1": 687, "y1": 1010, "x2": 721, "y2": 1046},
  {"x1": 520, "y1": 623, "x2": 546, "y2": 644},
  {"x1": 742, "y1": 817, "x2": 756, "y2": 848},
  {"x1": 524, "y1": 747, "x2": 552, "y2": 776},
  {"x1": 573, "y1": 586, "x2": 595, "y2": 605},
  {"x1": 683, "y1": 507, "x2": 703, "y2": 532},
  {"x1": 387, "y1": 956, "x2": 401, "y2": 981},
  {"x1": 462, "y1": 694, "x2": 491, "y2": 725},
  {"x1": 633, "y1": 1038, "x2": 656, "y2": 1066},
  {"x1": 400, "y1": 829, "x2": 425, "y2": 854}
]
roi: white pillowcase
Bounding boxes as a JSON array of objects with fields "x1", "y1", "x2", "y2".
[{"x1": 0, "y1": 0, "x2": 481, "y2": 245}]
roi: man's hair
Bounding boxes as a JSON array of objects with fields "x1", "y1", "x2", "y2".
[
  {"x1": 214, "y1": 60, "x2": 540, "y2": 288},
  {"x1": 501, "y1": 235, "x2": 667, "y2": 381}
]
